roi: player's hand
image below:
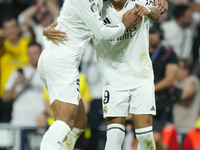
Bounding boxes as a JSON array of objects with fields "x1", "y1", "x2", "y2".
[
  {"x1": 122, "y1": 9, "x2": 142, "y2": 29},
  {"x1": 155, "y1": 0, "x2": 168, "y2": 15},
  {"x1": 43, "y1": 21, "x2": 67, "y2": 45},
  {"x1": 133, "y1": 3, "x2": 149, "y2": 17}
]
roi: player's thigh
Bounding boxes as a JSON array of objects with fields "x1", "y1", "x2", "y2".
[
  {"x1": 102, "y1": 88, "x2": 130, "y2": 119},
  {"x1": 41, "y1": 50, "x2": 80, "y2": 105},
  {"x1": 51, "y1": 99, "x2": 78, "y2": 128},
  {"x1": 129, "y1": 81, "x2": 156, "y2": 116},
  {"x1": 129, "y1": 81, "x2": 156, "y2": 128}
]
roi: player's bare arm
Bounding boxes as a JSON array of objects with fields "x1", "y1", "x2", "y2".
[
  {"x1": 155, "y1": 0, "x2": 168, "y2": 14},
  {"x1": 133, "y1": 3, "x2": 160, "y2": 22}
]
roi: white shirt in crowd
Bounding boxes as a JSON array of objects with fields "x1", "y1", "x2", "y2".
[
  {"x1": 5, "y1": 66, "x2": 45, "y2": 127},
  {"x1": 93, "y1": 0, "x2": 154, "y2": 90},
  {"x1": 162, "y1": 13, "x2": 200, "y2": 59}
]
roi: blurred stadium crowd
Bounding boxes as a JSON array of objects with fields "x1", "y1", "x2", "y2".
[{"x1": 0, "y1": 0, "x2": 200, "y2": 150}]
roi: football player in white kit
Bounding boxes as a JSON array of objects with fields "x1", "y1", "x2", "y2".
[
  {"x1": 42, "y1": 1, "x2": 168, "y2": 150},
  {"x1": 37, "y1": 0, "x2": 143, "y2": 150}
]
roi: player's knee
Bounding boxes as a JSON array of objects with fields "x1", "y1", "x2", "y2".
[{"x1": 59, "y1": 118, "x2": 75, "y2": 129}]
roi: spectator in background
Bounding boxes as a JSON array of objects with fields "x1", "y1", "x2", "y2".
[
  {"x1": 2, "y1": 42, "x2": 46, "y2": 128},
  {"x1": 18, "y1": 0, "x2": 60, "y2": 48},
  {"x1": 162, "y1": 4, "x2": 200, "y2": 60},
  {"x1": 149, "y1": 23, "x2": 179, "y2": 150},
  {"x1": 0, "y1": 0, "x2": 28, "y2": 27},
  {"x1": 80, "y1": 40, "x2": 104, "y2": 150},
  {"x1": 173, "y1": 59, "x2": 200, "y2": 132},
  {"x1": 0, "y1": 15, "x2": 33, "y2": 122}
]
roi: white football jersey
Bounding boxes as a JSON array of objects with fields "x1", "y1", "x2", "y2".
[
  {"x1": 93, "y1": 0, "x2": 155, "y2": 90},
  {"x1": 44, "y1": 0, "x2": 125, "y2": 60}
]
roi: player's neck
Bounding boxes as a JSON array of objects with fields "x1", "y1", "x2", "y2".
[{"x1": 110, "y1": 0, "x2": 127, "y2": 12}]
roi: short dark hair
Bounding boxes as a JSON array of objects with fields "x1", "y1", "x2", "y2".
[
  {"x1": 149, "y1": 22, "x2": 164, "y2": 40},
  {"x1": 180, "y1": 59, "x2": 194, "y2": 74},
  {"x1": 2, "y1": 15, "x2": 19, "y2": 26},
  {"x1": 28, "y1": 42, "x2": 42, "y2": 52},
  {"x1": 173, "y1": 5, "x2": 190, "y2": 19}
]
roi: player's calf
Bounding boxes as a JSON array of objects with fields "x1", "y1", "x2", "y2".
[
  {"x1": 61, "y1": 99, "x2": 87, "y2": 150},
  {"x1": 104, "y1": 123, "x2": 125, "y2": 150},
  {"x1": 135, "y1": 126, "x2": 156, "y2": 150}
]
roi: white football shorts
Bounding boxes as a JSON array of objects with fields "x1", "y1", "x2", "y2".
[
  {"x1": 102, "y1": 81, "x2": 156, "y2": 118},
  {"x1": 38, "y1": 50, "x2": 81, "y2": 105}
]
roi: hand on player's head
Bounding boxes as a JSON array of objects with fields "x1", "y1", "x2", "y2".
[
  {"x1": 155, "y1": 0, "x2": 168, "y2": 15},
  {"x1": 122, "y1": 8, "x2": 142, "y2": 29},
  {"x1": 133, "y1": 3, "x2": 149, "y2": 17},
  {"x1": 43, "y1": 21, "x2": 67, "y2": 45}
]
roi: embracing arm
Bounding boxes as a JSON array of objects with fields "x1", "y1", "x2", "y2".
[
  {"x1": 133, "y1": 3, "x2": 160, "y2": 22},
  {"x1": 73, "y1": 0, "x2": 139, "y2": 40},
  {"x1": 146, "y1": 5, "x2": 160, "y2": 22}
]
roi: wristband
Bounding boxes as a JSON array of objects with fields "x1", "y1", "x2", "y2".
[{"x1": 145, "y1": 6, "x2": 151, "y2": 15}]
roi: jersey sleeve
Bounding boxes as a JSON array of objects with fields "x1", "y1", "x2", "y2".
[{"x1": 73, "y1": 0, "x2": 126, "y2": 40}]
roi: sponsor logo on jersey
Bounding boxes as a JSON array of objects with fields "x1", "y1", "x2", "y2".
[{"x1": 108, "y1": 27, "x2": 137, "y2": 41}]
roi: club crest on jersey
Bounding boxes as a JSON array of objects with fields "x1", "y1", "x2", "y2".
[
  {"x1": 103, "y1": 106, "x2": 108, "y2": 114},
  {"x1": 77, "y1": 94, "x2": 81, "y2": 101}
]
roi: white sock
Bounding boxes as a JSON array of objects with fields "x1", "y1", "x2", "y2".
[
  {"x1": 40, "y1": 120, "x2": 71, "y2": 150},
  {"x1": 135, "y1": 126, "x2": 156, "y2": 150},
  {"x1": 104, "y1": 123, "x2": 125, "y2": 150},
  {"x1": 61, "y1": 127, "x2": 84, "y2": 150}
]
